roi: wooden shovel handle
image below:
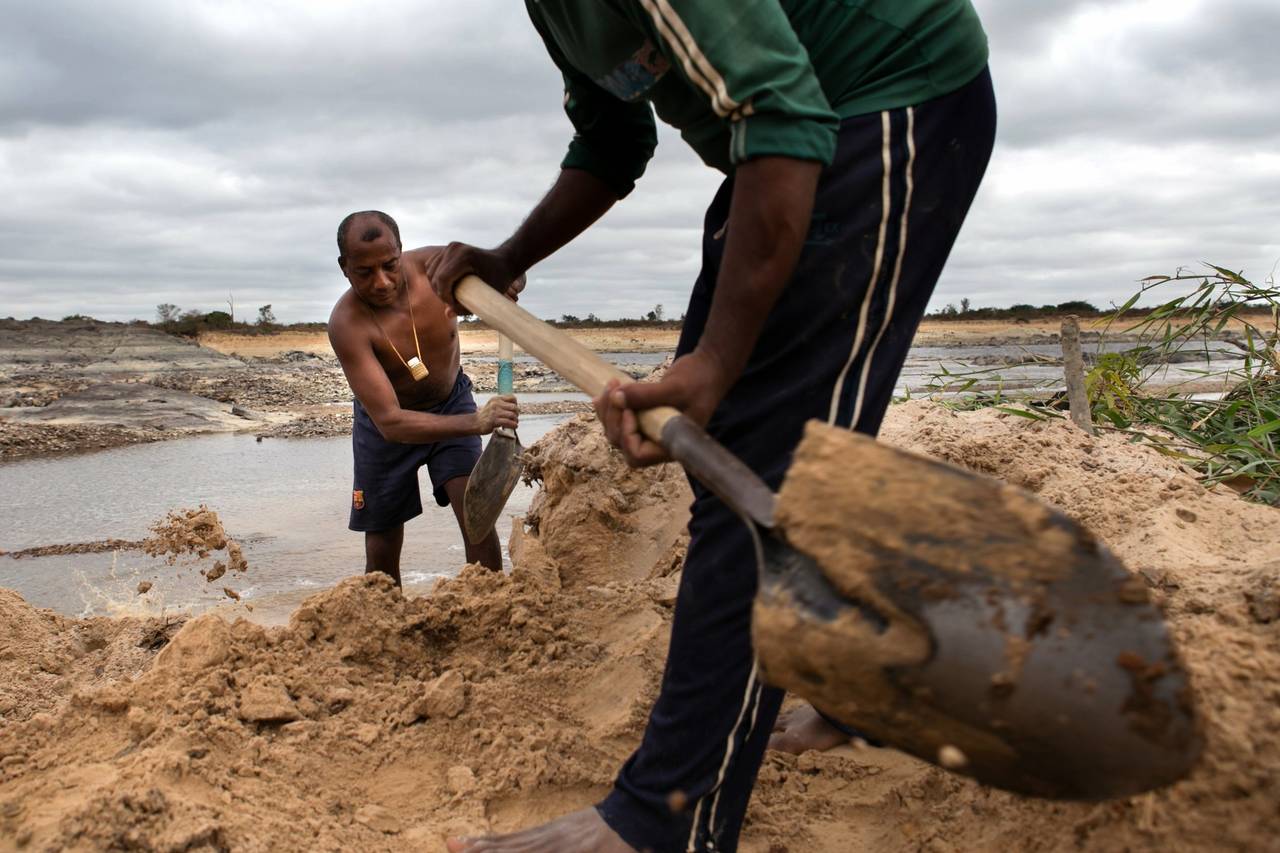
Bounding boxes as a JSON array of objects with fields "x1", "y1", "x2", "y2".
[
  {"x1": 455, "y1": 276, "x2": 776, "y2": 526},
  {"x1": 457, "y1": 276, "x2": 679, "y2": 439}
]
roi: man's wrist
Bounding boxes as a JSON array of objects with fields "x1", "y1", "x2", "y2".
[
  {"x1": 495, "y1": 240, "x2": 530, "y2": 280},
  {"x1": 694, "y1": 341, "x2": 746, "y2": 397}
]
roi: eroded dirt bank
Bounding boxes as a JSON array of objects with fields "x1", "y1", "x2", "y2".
[
  {"x1": 1, "y1": 406, "x2": 1277, "y2": 851},
  {"x1": 0, "y1": 321, "x2": 655, "y2": 458}
]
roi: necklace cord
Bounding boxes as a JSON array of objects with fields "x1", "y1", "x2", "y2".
[{"x1": 366, "y1": 281, "x2": 426, "y2": 372}]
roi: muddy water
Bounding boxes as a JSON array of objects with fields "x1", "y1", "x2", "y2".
[{"x1": 0, "y1": 404, "x2": 576, "y2": 624}]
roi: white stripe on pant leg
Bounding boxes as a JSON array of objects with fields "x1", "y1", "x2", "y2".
[
  {"x1": 827, "y1": 111, "x2": 892, "y2": 425},
  {"x1": 851, "y1": 107, "x2": 916, "y2": 430},
  {"x1": 686, "y1": 660, "x2": 761, "y2": 852},
  {"x1": 705, "y1": 668, "x2": 765, "y2": 843}
]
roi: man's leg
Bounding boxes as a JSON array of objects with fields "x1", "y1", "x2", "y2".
[
  {"x1": 443, "y1": 476, "x2": 503, "y2": 571},
  {"x1": 350, "y1": 396, "x2": 426, "y2": 583},
  {"x1": 365, "y1": 525, "x2": 405, "y2": 587}
]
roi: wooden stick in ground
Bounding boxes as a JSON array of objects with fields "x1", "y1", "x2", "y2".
[{"x1": 1061, "y1": 315, "x2": 1095, "y2": 435}]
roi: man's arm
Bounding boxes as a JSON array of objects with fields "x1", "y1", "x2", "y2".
[
  {"x1": 327, "y1": 313, "x2": 516, "y2": 444},
  {"x1": 424, "y1": 168, "x2": 619, "y2": 312},
  {"x1": 596, "y1": 156, "x2": 820, "y2": 465},
  {"x1": 424, "y1": 5, "x2": 657, "y2": 310}
]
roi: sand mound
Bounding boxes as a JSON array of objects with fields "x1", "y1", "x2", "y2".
[
  {"x1": 0, "y1": 589, "x2": 183, "y2": 726},
  {"x1": 519, "y1": 413, "x2": 691, "y2": 588},
  {"x1": 1, "y1": 405, "x2": 1277, "y2": 851}
]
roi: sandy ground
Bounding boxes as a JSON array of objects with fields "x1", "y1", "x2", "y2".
[
  {"x1": 1, "y1": 404, "x2": 1277, "y2": 851},
  {"x1": 197, "y1": 319, "x2": 1123, "y2": 360},
  {"x1": 199, "y1": 325, "x2": 683, "y2": 359}
]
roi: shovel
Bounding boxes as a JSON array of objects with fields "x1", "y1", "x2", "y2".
[
  {"x1": 463, "y1": 332, "x2": 523, "y2": 544},
  {"x1": 454, "y1": 275, "x2": 1202, "y2": 800}
]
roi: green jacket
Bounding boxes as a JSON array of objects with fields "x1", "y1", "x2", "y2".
[{"x1": 525, "y1": 0, "x2": 988, "y2": 195}]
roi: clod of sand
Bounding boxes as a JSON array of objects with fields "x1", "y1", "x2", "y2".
[
  {"x1": 414, "y1": 670, "x2": 467, "y2": 720},
  {"x1": 354, "y1": 804, "x2": 402, "y2": 835},
  {"x1": 136, "y1": 581, "x2": 152, "y2": 595},
  {"x1": 143, "y1": 507, "x2": 226, "y2": 560},
  {"x1": 1245, "y1": 568, "x2": 1279, "y2": 623},
  {"x1": 222, "y1": 587, "x2": 240, "y2": 602},
  {"x1": 238, "y1": 681, "x2": 301, "y2": 724},
  {"x1": 446, "y1": 766, "x2": 477, "y2": 795},
  {"x1": 138, "y1": 506, "x2": 249, "y2": 588}
]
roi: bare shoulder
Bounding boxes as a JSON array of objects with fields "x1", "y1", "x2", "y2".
[
  {"x1": 402, "y1": 244, "x2": 443, "y2": 267},
  {"x1": 327, "y1": 291, "x2": 370, "y2": 350}
]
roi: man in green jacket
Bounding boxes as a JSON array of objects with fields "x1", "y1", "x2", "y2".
[{"x1": 431, "y1": 2, "x2": 996, "y2": 851}]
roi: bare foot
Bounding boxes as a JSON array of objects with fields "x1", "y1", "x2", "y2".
[
  {"x1": 768, "y1": 703, "x2": 852, "y2": 754},
  {"x1": 446, "y1": 807, "x2": 635, "y2": 853}
]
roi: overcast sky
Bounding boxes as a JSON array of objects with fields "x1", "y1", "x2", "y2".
[{"x1": 2, "y1": 0, "x2": 1277, "y2": 323}]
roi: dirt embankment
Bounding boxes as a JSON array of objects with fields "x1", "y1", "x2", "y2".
[{"x1": 1, "y1": 405, "x2": 1277, "y2": 851}]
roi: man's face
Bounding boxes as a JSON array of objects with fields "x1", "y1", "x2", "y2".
[{"x1": 339, "y1": 230, "x2": 402, "y2": 308}]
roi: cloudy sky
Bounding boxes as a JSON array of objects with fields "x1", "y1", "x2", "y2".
[{"x1": 2, "y1": 0, "x2": 1277, "y2": 323}]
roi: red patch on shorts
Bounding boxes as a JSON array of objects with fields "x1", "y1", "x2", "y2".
[{"x1": 352, "y1": 489, "x2": 364, "y2": 510}]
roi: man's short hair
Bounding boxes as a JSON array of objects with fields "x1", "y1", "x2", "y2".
[{"x1": 337, "y1": 210, "x2": 402, "y2": 258}]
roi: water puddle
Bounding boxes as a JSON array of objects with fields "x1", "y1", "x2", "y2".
[{"x1": 0, "y1": 409, "x2": 573, "y2": 624}]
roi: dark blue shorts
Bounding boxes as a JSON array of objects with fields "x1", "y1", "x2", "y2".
[{"x1": 348, "y1": 371, "x2": 482, "y2": 532}]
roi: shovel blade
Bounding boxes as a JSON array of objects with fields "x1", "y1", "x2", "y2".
[
  {"x1": 463, "y1": 430, "x2": 523, "y2": 545},
  {"x1": 752, "y1": 422, "x2": 1203, "y2": 800}
]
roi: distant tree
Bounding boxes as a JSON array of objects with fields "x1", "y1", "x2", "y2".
[
  {"x1": 203, "y1": 310, "x2": 233, "y2": 330},
  {"x1": 257, "y1": 304, "x2": 277, "y2": 326},
  {"x1": 559, "y1": 314, "x2": 581, "y2": 325},
  {"x1": 940, "y1": 303, "x2": 958, "y2": 316},
  {"x1": 1056, "y1": 300, "x2": 1098, "y2": 314},
  {"x1": 156, "y1": 303, "x2": 180, "y2": 324},
  {"x1": 654, "y1": 303, "x2": 664, "y2": 321},
  {"x1": 960, "y1": 297, "x2": 971, "y2": 314},
  {"x1": 586, "y1": 312, "x2": 600, "y2": 324},
  {"x1": 644, "y1": 309, "x2": 658, "y2": 322},
  {"x1": 1010, "y1": 304, "x2": 1037, "y2": 314}
]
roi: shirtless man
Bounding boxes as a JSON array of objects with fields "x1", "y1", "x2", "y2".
[{"x1": 327, "y1": 210, "x2": 519, "y2": 583}]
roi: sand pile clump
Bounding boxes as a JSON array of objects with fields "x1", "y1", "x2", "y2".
[
  {"x1": 0, "y1": 405, "x2": 1277, "y2": 851},
  {"x1": 0, "y1": 589, "x2": 183, "y2": 726},
  {"x1": 0, "y1": 420, "x2": 688, "y2": 851},
  {"x1": 519, "y1": 413, "x2": 692, "y2": 589}
]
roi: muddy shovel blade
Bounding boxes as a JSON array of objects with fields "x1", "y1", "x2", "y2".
[
  {"x1": 752, "y1": 422, "x2": 1203, "y2": 800},
  {"x1": 462, "y1": 429, "x2": 523, "y2": 545}
]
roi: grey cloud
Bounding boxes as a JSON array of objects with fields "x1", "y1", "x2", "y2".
[
  {"x1": 2, "y1": 0, "x2": 1278, "y2": 324},
  {"x1": 0, "y1": 1, "x2": 561, "y2": 131}
]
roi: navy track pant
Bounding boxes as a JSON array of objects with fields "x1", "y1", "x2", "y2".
[{"x1": 597, "y1": 67, "x2": 997, "y2": 853}]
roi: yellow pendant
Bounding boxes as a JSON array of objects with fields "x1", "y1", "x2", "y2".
[{"x1": 406, "y1": 356, "x2": 429, "y2": 381}]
